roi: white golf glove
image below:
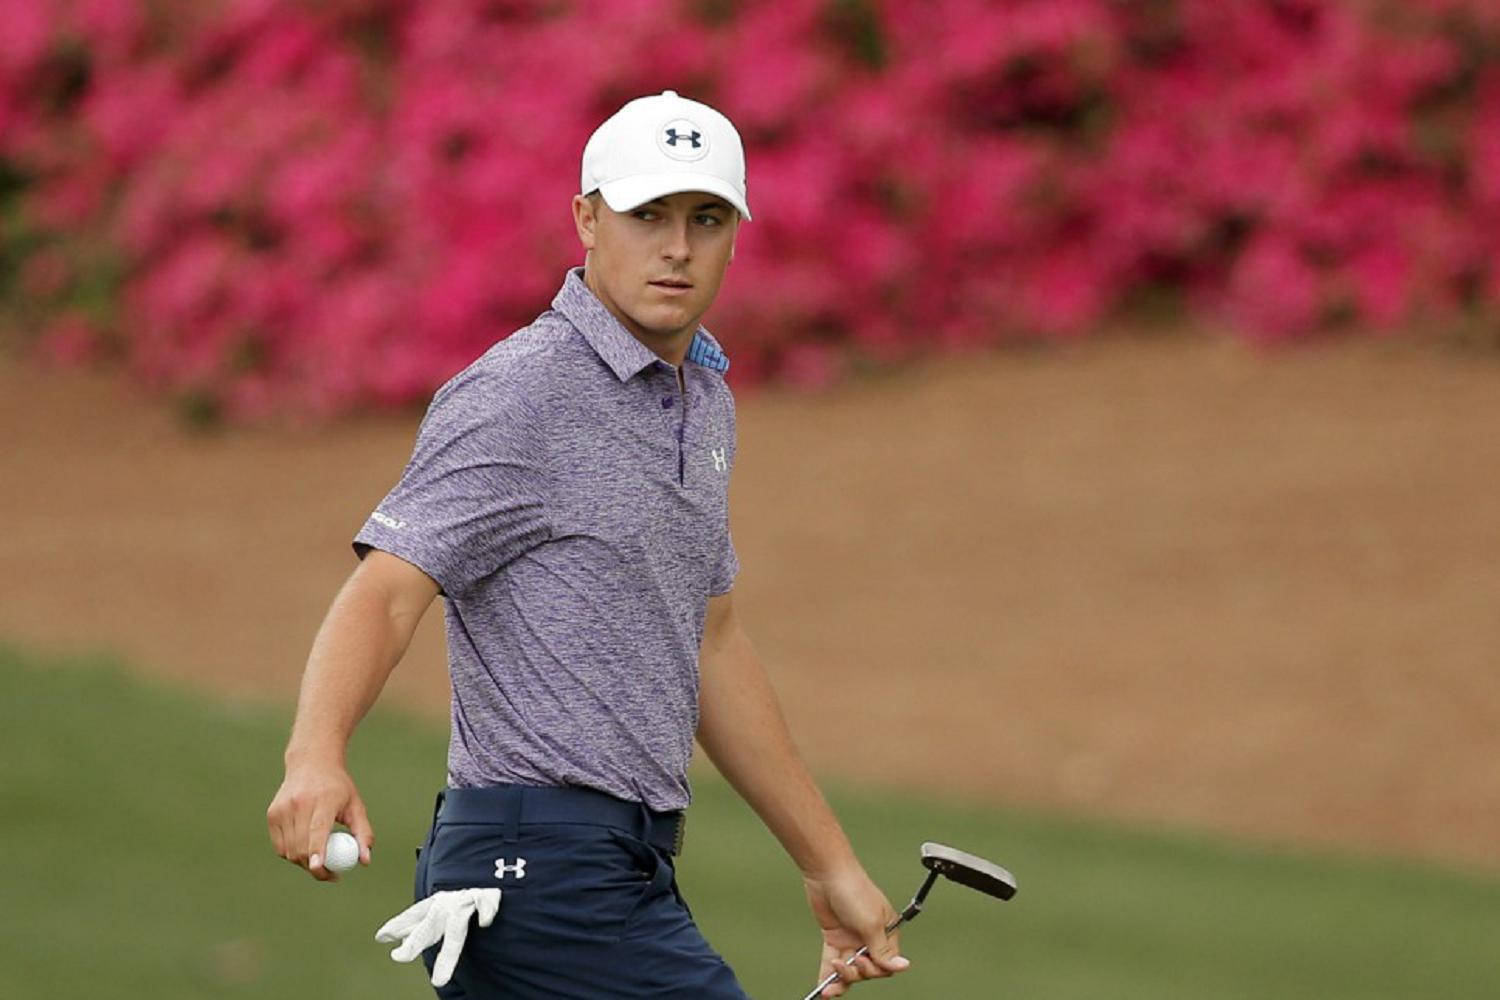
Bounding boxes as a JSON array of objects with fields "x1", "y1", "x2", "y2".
[{"x1": 374, "y1": 888, "x2": 502, "y2": 987}]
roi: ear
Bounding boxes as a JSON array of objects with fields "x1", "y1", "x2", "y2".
[{"x1": 572, "y1": 194, "x2": 597, "y2": 251}]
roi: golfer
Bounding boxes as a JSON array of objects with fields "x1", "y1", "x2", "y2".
[{"x1": 266, "y1": 90, "x2": 907, "y2": 998}]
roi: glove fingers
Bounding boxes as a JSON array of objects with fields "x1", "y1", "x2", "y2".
[
  {"x1": 430, "y1": 901, "x2": 478, "y2": 988},
  {"x1": 390, "y1": 902, "x2": 449, "y2": 963},
  {"x1": 375, "y1": 898, "x2": 432, "y2": 943},
  {"x1": 475, "y1": 889, "x2": 502, "y2": 926}
]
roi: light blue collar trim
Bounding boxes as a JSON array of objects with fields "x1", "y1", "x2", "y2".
[{"x1": 686, "y1": 331, "x2": 730, "y2": 374}]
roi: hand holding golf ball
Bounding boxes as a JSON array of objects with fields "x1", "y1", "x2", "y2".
[{"x1": 324, "y1": 830, "x2": 362, "y2": 873}]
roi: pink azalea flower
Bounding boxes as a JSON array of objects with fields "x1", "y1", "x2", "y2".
[
  {"x1": 36, "y1": 311, "x2": 102, "y2": 366},
  {"x1": 1226, "y1": 236, "x2": 1324, "y2": 340},
  {"x1": 8, "y1": 0, "x2": 1500, "y2": 419},
  {"x1": 1347, "y1": 243, "x2": 1413, "y2": 329}
]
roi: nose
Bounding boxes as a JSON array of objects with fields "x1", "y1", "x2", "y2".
[{"x1": 661, "y1": 218, "x2": 692, "y2": 263}]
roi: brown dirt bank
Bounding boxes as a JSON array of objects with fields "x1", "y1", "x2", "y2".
[{"x1": 4, "y1": 334, "x2": 1498, "y2": 871}]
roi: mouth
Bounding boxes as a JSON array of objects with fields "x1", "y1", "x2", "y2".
[{"x1": 649, "y1": 278, "x2": 694, "y2": 294}]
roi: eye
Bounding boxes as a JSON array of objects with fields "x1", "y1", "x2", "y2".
[
  {"x1": 632, "y1": 209, "x2": 659, "y2": 221},
  {"x1": 695, "y1": 213, "x2": 723, "y2": 227}
]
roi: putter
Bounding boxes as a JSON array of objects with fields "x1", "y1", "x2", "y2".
[{"x1": 800, "y1": 842, "x2": 1017, "y2": 1000}]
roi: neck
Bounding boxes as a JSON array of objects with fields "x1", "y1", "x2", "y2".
[{"x1": 582, "y1": 263, "x2": 694, "y2": 368}]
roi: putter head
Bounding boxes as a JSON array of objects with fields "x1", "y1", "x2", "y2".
[{"x1": 920, "y1": 842, "x2": 1018, "y2": 901}]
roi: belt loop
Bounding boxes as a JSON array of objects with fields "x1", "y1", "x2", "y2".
[
  {"x1": 431, "y1": 788, "x2": 447, "y2": 826},
  {"x1": 502, "y1": 785, "x2": 523, "y2": 845},
  {"x1": 634, "y1": 798, "x2": 652, "y2": 844}
]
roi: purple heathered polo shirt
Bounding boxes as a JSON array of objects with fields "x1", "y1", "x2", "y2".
[{"x1": 352, "y1": 267, "x2": 738, "y2": 812}]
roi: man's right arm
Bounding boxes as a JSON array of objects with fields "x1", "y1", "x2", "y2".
[{"x1": 266, "y1": 549, "x2": 439, "y2": 881}]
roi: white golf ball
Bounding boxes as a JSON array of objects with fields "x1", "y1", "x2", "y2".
[{"x1": 324, "y1": 831, "x2": 361, "y2": 873}]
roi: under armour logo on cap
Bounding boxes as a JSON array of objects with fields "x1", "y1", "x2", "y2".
[{"x1": 657, "y1": 117, "x2": 710, "y2": 161}]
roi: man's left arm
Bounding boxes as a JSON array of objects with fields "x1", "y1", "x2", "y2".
[{"x1": 696, "y1": 592, "x2": 910, "y2": 998}]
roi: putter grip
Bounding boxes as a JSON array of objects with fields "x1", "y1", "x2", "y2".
[{"x1": 800, "y1": 916, "x2": 904, "y2": 1000}]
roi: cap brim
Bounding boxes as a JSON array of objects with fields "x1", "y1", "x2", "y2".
[{"x1": 599, "y1": 172, "x2": 751, "y2": 221}]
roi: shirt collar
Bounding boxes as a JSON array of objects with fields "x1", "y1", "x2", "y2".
[{"x1": 552, "y1": 267, "x2": 730, "y2": 381}]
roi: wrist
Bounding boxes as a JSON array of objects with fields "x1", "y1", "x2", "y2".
[
  {"x1": 798, "y1": 849, "x2": 864, "y2": 885},
  {"x1": 283, "y1": 739, "x2": 347, "y2": 769}
]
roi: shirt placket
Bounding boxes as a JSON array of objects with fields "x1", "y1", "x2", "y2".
[
  {"x1": 653, "y1": 365, "x2": 688, "y2": 487},
  {"x1": 677, "y1": 369, "x2": 694, "y2": 487}
]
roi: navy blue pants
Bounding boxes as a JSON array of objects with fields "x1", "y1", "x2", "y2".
[{"x1": 412, "y1": 786, "x2": 748, "y2": 999}]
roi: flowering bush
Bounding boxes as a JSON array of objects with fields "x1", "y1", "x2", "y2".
[{"x1": 2, "y1": 0, "x2": 1498, "y2": 420}]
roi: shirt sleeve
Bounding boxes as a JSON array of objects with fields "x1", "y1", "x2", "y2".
[
  {"x1": 352, "y1": 367, "x2": 549, "y2": 596},
  {"x1": 708, "y1": 395, "x2": 739, "y2": 596},
  {"x1": 709, "y1": 527, "x2": 739, "y2": 596}
]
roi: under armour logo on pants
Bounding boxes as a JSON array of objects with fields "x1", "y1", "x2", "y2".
[{"x1": 494, "y1": 857, "x2": 527, "y2": 879}]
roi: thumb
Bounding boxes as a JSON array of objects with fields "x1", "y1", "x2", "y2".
[
  {"x1": 343, "y1": 791, "x2": 375, "y2": 865},
  {"x1": 866, "y1": 926, "x2": 909, "y2": 973}
]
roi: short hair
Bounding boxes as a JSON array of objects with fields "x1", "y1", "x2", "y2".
[{"x1": 582, "y1": 189, "x2": 739, "y2": 221}]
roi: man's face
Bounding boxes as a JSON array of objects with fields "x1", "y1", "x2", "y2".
[{"x1": 572, "y1": 190, "x2": 739, "y2": 348}]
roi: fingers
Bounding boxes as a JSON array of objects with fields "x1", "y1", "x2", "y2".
[
  {"x1": 283, "y1": 793, "x2": 310, "y2": 869},
  {"x1": 864, "y1": 925, "x2": 908, "y2": 976},
  {"x1": 267, "y1": 769, "x2": 357, "y2": 881},
  {"x1": 267, "y1": 777, "x2": 304, "y2": 865},
  {"x1": 841, "y1": 892, "x2": 900, "y2": 973},
  {"x1": 818, "y1": 948, "x2": 869, "y2": 997},
  {"x1": 343, "y1": 792, "x2": 375, "y2": 866},
  {"x1": 267, "y1": 798, "x2": 289, "y2": 863},
  {"x1": 268, "y1": 788, "x2": 316, "y2": 874},
  {"x1": 841, "y1": 931, "x2": 908, "y2": 983},
  {"x1": 818, "y1": 943, "x2": 908, "y2": 998},
  {"x1": 806, "y1": 868, "x2": 910, "y2": 997},
  {"x1": 815, "y1": 943, "x2": 851, "y2": 998},
  {"x1": 306, "y1": 805, "x2": 337, "y2": 881}
]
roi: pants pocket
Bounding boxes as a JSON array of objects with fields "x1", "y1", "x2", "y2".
[{"x1": 424, "y1": 823, "x2": 656, "y2": 944}]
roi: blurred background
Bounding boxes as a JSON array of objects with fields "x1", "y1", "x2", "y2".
[{"x1": 4, "y1": 0, "x2": 1500, "y2": 997}]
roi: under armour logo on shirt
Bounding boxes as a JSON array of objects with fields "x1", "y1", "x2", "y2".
[
  {"x1": 494, "y1": 857, "x2": 527, "y2": 880},
  {"x1": 710, "y1": 447, "x2": 727, "y2": 472}
]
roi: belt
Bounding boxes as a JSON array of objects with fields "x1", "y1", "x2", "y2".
[{"x1": 435, "y1": 784, "x2": 687, "y2": 856}]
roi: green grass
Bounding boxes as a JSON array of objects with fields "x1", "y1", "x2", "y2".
[{"x1": 4, "y1": 643, "x2": 1498, "y2": 999}]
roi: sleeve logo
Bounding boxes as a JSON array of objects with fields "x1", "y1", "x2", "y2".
[{"x1": 371, "y1": 510, "x2": 407, "y2": 530}]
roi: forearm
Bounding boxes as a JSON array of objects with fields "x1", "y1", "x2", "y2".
[
  {"x1": 697, "y1": 614, "x2": 858, "y2": 878},
  {"x1": 284, "y1": 570, "x2": 422, "y2": 764}
]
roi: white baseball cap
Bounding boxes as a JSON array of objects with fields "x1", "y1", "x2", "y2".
[{"x1": 581, "y1": 90, "x2": 751, "y2": 220}]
